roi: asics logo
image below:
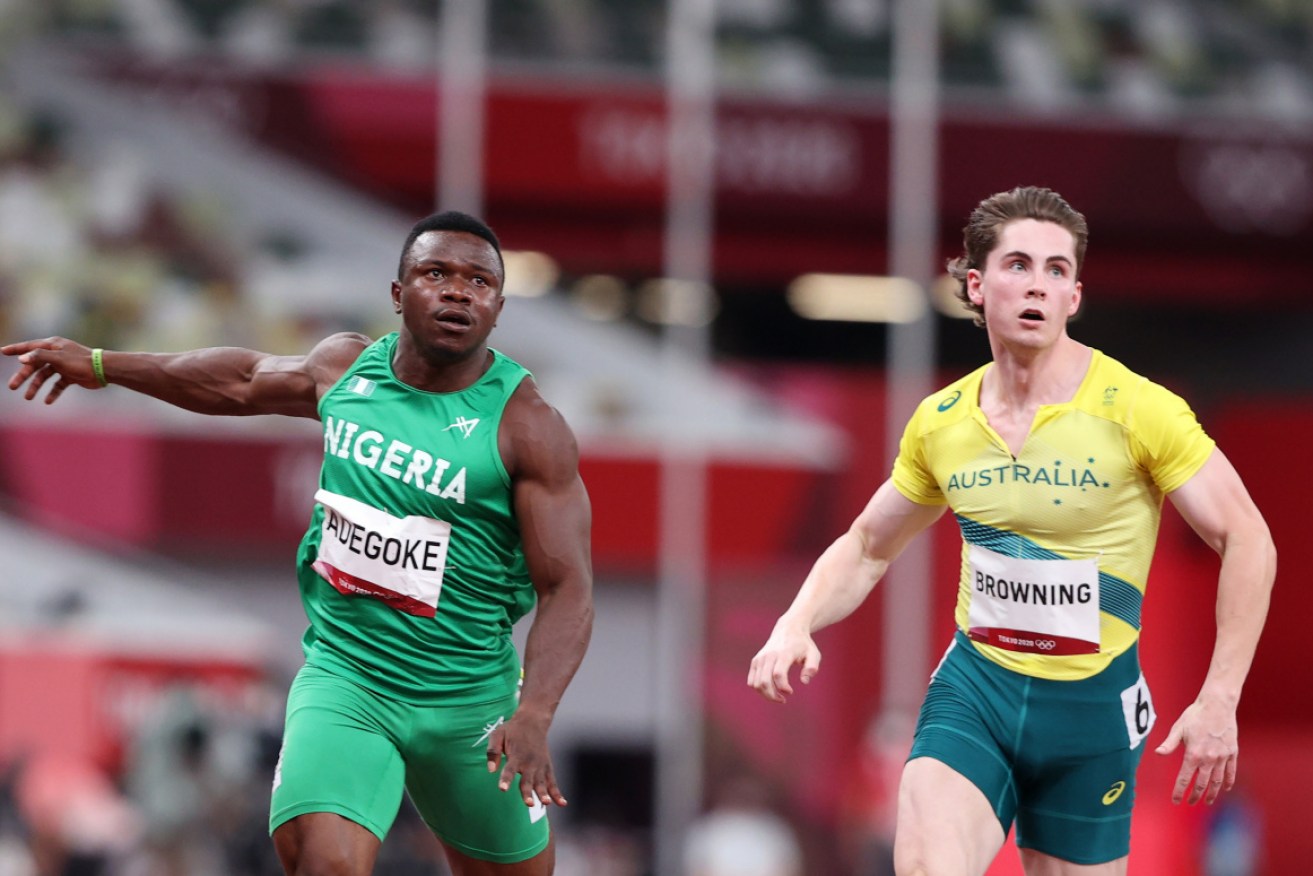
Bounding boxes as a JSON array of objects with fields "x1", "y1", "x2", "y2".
[{"x1": 1102, "y1": 781, "x2": 1126, "y2": 805}]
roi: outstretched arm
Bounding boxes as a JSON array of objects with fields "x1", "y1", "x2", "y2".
[
  {"x1": 483, "y1": 378, "x2": 593, "y2": 809},
  {"x1": 748, "y1": 479, "x2": 946, "y2": 703},
  {"x1": 1157, "y1": 449, "x2": 1276, "y2": 805},
  {"x1": 3, "y1": 334, "x2": 371, "y2": 418}
]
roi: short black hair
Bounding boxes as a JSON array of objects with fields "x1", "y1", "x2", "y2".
[{"x1": 397, "y1": 210, "x2": 503, "y2": 280}]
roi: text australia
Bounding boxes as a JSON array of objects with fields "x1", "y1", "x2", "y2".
[{"x1": 948, "y1": 462, "x2": 1103, "y2": 492}]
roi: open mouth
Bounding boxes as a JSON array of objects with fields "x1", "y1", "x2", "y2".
[
  {"x1": 435, "y1": 310, "x2": 472, "y2": 329},
  {"x1": 1020, "y1": 309, "x2": 1044, "y2": 321}
]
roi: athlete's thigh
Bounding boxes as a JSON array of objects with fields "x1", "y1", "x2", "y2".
[
  {"x1": 273, "y1": 812, "x2": 382, "y2": 876},
  {"x1": 441, "y1": 833, "x2": 555, "y2": 876},
  {"x1": 908, "y1": 635, "x2": 1023, "y2": 831},
  {"x1": 896, "y1": 757, "x2": 1006, "y2": 876},
  {"x1": 270, "y1": 665, "x2": 408, "y2": 842},
  {"x1": 1013, "y1": 662, "x2": 1149, "y2": 865},
  {"x1": 404, "y1": 692, "x2": 551, "y2": 866},
  {"x1": 1019, "y1": 848, "x2": 1127, "y2": 876},
  {"x1": 1014, "y1": 740, "x2": 1143, "y2": 866}
]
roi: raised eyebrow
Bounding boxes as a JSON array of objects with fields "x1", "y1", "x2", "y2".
[
  {"x1": 416, "y1": 257, "x2": 499, "y2": 279},
  {"x1": 1000, "y1": 250, "x2": 1073, "y2": 267}
]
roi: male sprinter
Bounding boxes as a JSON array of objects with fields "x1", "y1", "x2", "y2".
[
  {"x1": 5, "y1": 211, "x2": 594, "y2": 876},
  {"x1": 748, "y1": 187, "x2": 1275, "y2": 875}
]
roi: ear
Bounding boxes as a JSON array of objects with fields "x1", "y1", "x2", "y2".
[
  {"x1": 966, "y1": 268, "x2": 985, "y2": 307},
  {"x1": 1069, "y1": 279, "x2": 1083, "y2": 316},
  {"x1": 494, "y1": 294, "x2": 505, "y2": 325},
  {"x1": 390, "y1": 280, "x2": 402, "y2": 313}
]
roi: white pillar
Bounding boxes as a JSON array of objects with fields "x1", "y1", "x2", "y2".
[
  {"x1": 437, "y1": 0, "x2": 487, "y2": 214},
  {"x1": 654, "y1": 0, "x2": 716, "y2": 874},
  {"x1": 882, "y1": 0, "x2": 941, "y2": 716}
]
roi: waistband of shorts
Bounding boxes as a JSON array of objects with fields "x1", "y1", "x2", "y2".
[
  {"x1": 299, "y1": 658, "x2": 521, "y2": 708},
  {"x1": 951, "y1": 629, "x2": 1143, "y2": 693}
]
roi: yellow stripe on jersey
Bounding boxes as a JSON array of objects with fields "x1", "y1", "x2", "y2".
[{"x1": 892, "y1": 349, "x2": 1215, "y2": 681}]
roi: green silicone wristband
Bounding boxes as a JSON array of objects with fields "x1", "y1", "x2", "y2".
[{"x1": 91, "y1": 348, "x2": 108, "y2": 387}]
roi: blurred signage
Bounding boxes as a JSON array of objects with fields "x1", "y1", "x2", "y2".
[
  {"x1": 578, "y1": 105, "x2": 862, "y2": 196},
  {"x1": 0, "y1": 422, "x2": 826, "y2": 572},
  {"x1": 80, "y1": 53, "x2": 1313, "y2": 295},
  {"x1": 0, "y1": 638, "x2": 266, "y2": 772},
  {"x1": 1180, "y1": 130, "x2": 1313, "y2": 235}
]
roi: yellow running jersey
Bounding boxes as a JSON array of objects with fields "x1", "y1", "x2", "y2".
[{"x1": 892, "y1": 350, "x2": 1215, "y2": 680}]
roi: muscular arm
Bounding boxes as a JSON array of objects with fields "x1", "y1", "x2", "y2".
[
  {"x1": 484, "y1": 378, "x2": 593, "y2": 808},
  {"x1": 3, "y1": 334, "x2": 371, "y2": 418},
  {"x1": 1157, "y1": 449, "x2": 1276, "y2": 805},
  {"x1": 748, "y1": 479, "x2": 946, "y2": 703}
]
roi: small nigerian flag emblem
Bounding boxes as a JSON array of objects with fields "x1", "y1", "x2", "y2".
[{"x1": 347, "y1": 376, "x2": 376, "y2": 397}]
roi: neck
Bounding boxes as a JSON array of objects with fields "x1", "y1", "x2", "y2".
[
  {"x1": 984, "y1": 334, "x2": 1090, "y2": 410},
  {"x1": 393, "y1": 340, "x2": 493, "y2": 393}
]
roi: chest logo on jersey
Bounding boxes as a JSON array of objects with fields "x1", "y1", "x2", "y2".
[
  {"x1": 347, "y1": 376, "x2": 376, "y2": 397},
  {"x1": 443, "y1": 416, "x2": 480, "y2": 438},
  {"x1": 323, "y1": 415, "x2": 468, "y2": 504},
  {"x1": 947, "y1": 461, "x2": 1105, "y2": 492}
]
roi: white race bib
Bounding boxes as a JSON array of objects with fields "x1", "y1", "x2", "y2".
[
  {"x1": 312, "y1": 489, "x2": 451, "y2": 618},
  {"x1": 966, "y1": 544, "x2": 1100, "y2": 655}
]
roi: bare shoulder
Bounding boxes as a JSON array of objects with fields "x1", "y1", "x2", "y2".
[
  {"x1": 500, "y1": 376, "x2": 580, "y2": 481},
  {"x1": 306, "y1": 332, "x2": 372, "y2": 370},
  {"x1": 301, "y1": 332, "x2": 372, "y2": 389}
]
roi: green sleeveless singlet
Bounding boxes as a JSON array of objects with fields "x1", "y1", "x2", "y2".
[{"x1": 294, "y1": 333, "x2": 534, "y2": 705}]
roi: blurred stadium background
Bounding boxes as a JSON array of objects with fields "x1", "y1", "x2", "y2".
[{"x1": 0, "y1": 0, "x2": 1309, "y2": 874}]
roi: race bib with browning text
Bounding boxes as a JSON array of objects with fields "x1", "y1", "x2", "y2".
[{"x1": 966, "y1": 544, "x2": 1101, "y2": 655}]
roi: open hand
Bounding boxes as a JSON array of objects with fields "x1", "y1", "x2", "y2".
[{"x1": 3, "y1": 337, "x2": 102, "y2": 403}]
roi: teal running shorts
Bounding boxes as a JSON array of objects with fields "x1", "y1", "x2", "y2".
[{"x1": 908, "y1": 631, "x2": 1155, "y2": 864}]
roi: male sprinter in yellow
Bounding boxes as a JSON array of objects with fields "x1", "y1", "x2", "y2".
[
  {"x1": 748, "y1": 187, "x2": 1275, "y2": 875},
  {"x1": 5, "y1": 211, "x2": 593, "y2": 876}
]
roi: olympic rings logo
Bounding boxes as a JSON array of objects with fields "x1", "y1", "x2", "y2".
[{"x1": 1036, "y1": 639, "x2": 1057, "y2": 651}]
